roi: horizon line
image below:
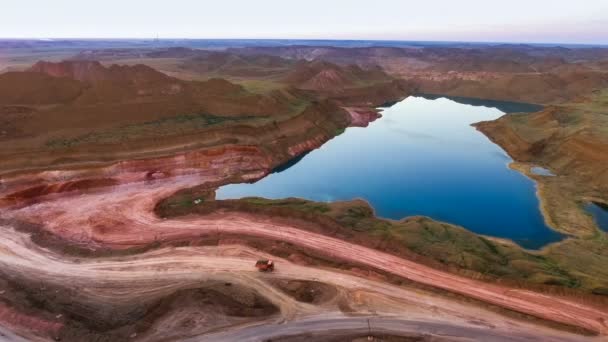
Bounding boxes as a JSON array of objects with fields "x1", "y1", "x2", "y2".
[{"x1": 0, "y1": 37, "x2": 606, "y2": 47}]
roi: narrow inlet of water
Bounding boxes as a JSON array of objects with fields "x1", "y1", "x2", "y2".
[{"x1": 587, "y1": 202, "x2": 608, "y2": 232}]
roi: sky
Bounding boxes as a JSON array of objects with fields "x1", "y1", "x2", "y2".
[{"x1": 1, "y1": 0, "x2": 607, "y2": 44}]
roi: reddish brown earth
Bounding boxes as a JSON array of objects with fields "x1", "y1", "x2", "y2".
[
  {"x1": 281, "y1": 60, "x2": 388, "y2": 90},
  {"x1": 0, "y1": 58, "x2": 410, "y2": 176},
  {"x1": 0, "y1": 89, "x2": 605, "y2": 338},
  {"x1": 0, "y1": 145, "x2": 270, "y2": 208},
  {"x1": 412, "y1": 70, "x2": 608, "y2": 105},
  {"x1": 0, "y1": 104, "x2": 380, "y2": 205},
  {"x1": 0, "y1": 303, "x2": 63, "y2": 339},
  {"x1": 0, "y1": 152, "x2": 607, "y2": 338},
  {"x1": 225, "y1": 45, "x2": 608, "y2": 104},
  {"x1": 7, "y1": 44, "x2": 608, "y2": 105},
  {"x1": 29, "y1": 60, "x2": 171, "y2": 84},
  {"x1": 0, "y1": 71, "x2": 84, "y2": 105},
  {"x1": 20, "y1": 60, "x2": 293, "y2": 116},
  {"x1": 343, "y1": 107, "x2": 382, "y2": 127},
  {"x1": 73, "y1": 48, "x2": 296, "y2": 78},
  {"x1": 2, "y1": 43, "x2": 608, "y2": 341}
]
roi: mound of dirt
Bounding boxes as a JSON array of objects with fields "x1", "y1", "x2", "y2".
[
  {"x1": 268, "y1": 279, "x2": 338, "y2": 304},
  {"x1": 0, "y1": 71, "x2": 84, "y2": 105},
  {"x1": 1, "y1": 275, "x2": 279, "y2": 342},
  {"x1": 282, "y1": 60, "x2": 390, "y2": 91}
]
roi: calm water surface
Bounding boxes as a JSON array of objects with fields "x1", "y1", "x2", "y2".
[
  {"x1": 218, "y1": 97, "x2": 562, "y2": 249},
  {"x1": 587, "y1": 202, "x2": 608, "y2": 232},
  {"x1": 530, "y1": 167, "x2": 555, "y2": 177}
]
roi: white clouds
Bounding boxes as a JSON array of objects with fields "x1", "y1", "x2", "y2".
[{"x1": 1, "y1": 0, "x2": 606, "y2": 43}]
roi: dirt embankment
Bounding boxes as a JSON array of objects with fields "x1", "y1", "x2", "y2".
[
  {"x1": 267, "y1": 279, "x2": 338, "y2": 304},
  {"x1": 0, "y1": 99, "x2": 383, "y2": 206},
  {"x1": 155, "y1": 196, "x2": 608, "y2": 298},
  {"x1": 0, "y1": 226, "x2": 591, "y2": 342},
  {"x1": 0, "y1": 272, "x2": 280, "y2": 342}
]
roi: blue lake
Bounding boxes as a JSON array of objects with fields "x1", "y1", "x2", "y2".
[
  {"x1": 218, "y1": 96, "x2": 563, "y2": 249},
  {"x1": 530, "y1": 167, "x2": 555, "y2": 177},
  {"x1": 587, "y1": 202, "x2": 608, "y2": 232}
]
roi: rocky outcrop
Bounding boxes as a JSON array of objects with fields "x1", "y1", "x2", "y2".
[
  {"x1": 0, "y1": 302, "x2": 63, "y2": 339},
  {"x1": 344, "y1": 107, "x2": 381, "y2": 127},
  {"x1": 282, "y1": 60, "x2": 390, "y2": 91},
  {"x1": 0, "y1": 145, "x2": 272, "y2": 207},
  {"x1": 0, "y1": 97, "x2": 350, "y2": 204}
]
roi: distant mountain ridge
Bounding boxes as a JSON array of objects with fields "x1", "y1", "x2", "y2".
[{"x1": 29, "y1": 60, "x2": 170, "y2": 84}]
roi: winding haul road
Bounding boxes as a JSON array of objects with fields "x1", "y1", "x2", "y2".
[
  {"x1": 0, "y1": 168, "x2": 607, "y2": 340},
  {"x1": 201, "y1": 316, "x2": 588, "y2": 342},
  {"x1": 0, "y1": 228, "x2": 595, "y2": 342}
]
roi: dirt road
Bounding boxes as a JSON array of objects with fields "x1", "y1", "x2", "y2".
[
  {"x1": 1, "y1": 173, "x2": 607, "y2": 339},
  {"x1": 200, "y1": 315, "x2": 590, "y2": 342},
  {"x1": 4, "y1": 176, "x2": 606, "y2": 335},
  {"x1": 0, "y1": 227, "x2": 594, "y2": 341}
]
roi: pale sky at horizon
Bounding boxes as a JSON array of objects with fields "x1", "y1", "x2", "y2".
[{"x1": 1, "y1": 0, "x2": 607, "y2": 44}]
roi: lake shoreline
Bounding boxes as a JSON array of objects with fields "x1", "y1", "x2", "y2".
[{"x1": 219, "y1": 96, "x2": 562, "y2": 249}]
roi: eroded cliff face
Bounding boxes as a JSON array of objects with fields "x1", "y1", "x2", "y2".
[
  {"x1": 0, "y1": 97, "x2": 374, "y2": 207},
  {"x1": 343, "y1": 107, "x2": 382, "y2": 127},
  {"x1": 0, "y1": 145, "x2": 271, "y2": 206}
]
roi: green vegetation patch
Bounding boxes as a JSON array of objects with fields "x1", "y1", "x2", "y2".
[
  {"x1": 157, "y1": 192, "x2": 608, "y2": 295},
  {"x1": 236, "y1": 79, "x2": 285, "y2": 94},
  {"x1": 46, "y1": 112, "x2": 259, "y2": 148},
  {"x1": 241, "y1": 197, "x2": 331, "y2": 214}
]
